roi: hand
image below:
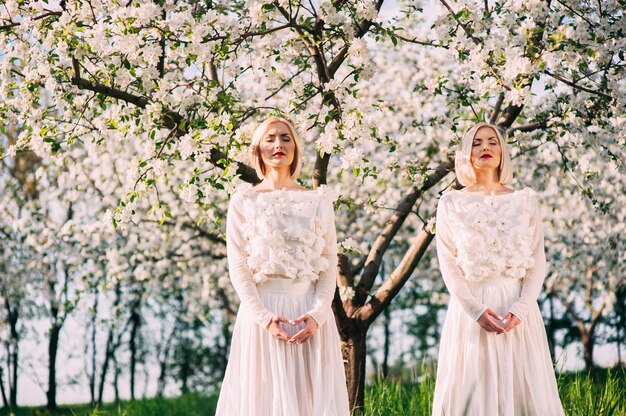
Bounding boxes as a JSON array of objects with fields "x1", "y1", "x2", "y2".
[
  {"x1": 500, "y1": 312, "x2": 521, "y2": 333},
  {"x1": 266, "y1": 315, "x2": 293, "y2": 342},
  {"x1": 289, "y1": 314, "x2": 318, "y2": 344},
  {"x1": 477, "y1": 308, "x2": 505, "y2": 334}
]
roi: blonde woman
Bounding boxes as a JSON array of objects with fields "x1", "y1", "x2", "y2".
[
  {"x1": 432, "y1": 122, "x2": 565, "y2": 415},
  {"x1": 216, "y1": 116, "x2": 350, "y2": 416}
]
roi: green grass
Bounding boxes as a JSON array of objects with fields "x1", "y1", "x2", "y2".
[
  {"x1": 0, "y1": 393, "x2": 217, "y2": 416},
  {"x1": 1, "y1": 368, "x2": 624, "y2": 416},
  {"x1": 361, "y1": 367, "x2": 626, "y2": 416},
  {"x1": 558, "y1": 369, "x2": 626, "y2": 416}
]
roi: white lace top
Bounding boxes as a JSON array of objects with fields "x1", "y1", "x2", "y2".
[
  {"x1": 436, "y1": 188, "x2": 547, "y2": 321},
  {"x1": 226, "y1": 183, "x2": 338, "y2": 327},
  {"x1": 445, "y1": 187, "x2": 537, "y2": 282}
]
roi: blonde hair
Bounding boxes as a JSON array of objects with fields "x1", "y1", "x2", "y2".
[
  {"x1": 250, "y1": 116, "x2": 303, "y2": 180},
  {"x1": 454, "y1": 122, "x2": 513, "y2": 186}
]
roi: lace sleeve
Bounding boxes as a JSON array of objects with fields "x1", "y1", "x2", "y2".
[
  {"x1": 226, "y1": 194, "x2": 275, "y2": 328},
  {"x1": 436, "y1": 195, "x2": 488, "y2": 321}
]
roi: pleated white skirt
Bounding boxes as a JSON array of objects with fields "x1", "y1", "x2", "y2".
[
  {"x1": 216, "y1": 278, "x2": 350, "y2": 416},
  {"x1": 432, "y1": 276, "x2": 565, "y2": 416}
]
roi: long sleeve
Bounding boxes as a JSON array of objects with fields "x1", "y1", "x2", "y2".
[
  {"x1": 306, "y1": 197, "x2": 338, "y2": 327},
  {"x1": 508, "y1": 196, "x2": 546, "y2": 321},
  {"x1": 436, "y1": 196, "x2": 488, "y2": 321},
  {"x1": 226, "y1": 195, "x2": 274, "y2": 328}
]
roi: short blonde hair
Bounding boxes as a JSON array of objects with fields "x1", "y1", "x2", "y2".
[
  {"x1": 454, "y1": 122, "x2": 513, "y2": 186},
  {"x1": 250, "y1": 116, "x2": 303, "y2": 180}
]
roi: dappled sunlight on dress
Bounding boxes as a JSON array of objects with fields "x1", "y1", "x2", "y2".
[
  {"x1": 432, "y1": 188, "x2": 565, "y2": 416},
  {"x1": 215, "y1": 184, "x2": 349, "y2": 416}
]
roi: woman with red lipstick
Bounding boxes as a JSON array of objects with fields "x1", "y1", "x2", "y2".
[
  {"x1": 216, "y1": 116, "x2": 350, "y2": 416},
  {"x1": 432, "y1": 122, "x2": 564, "y2": 416}
]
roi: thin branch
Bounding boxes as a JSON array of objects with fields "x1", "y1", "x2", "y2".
[
  {"x1": 438, "y1": 0, "x2": 481, "y2": 44},
  {"x1": 71, "y1": 58, "x2": 149, "y2": 108},
  {"x1": 370, "y1": 23, "x2": 445, "y2": 48},
  {"x1": 0, "y1": 10, "x2": 61, "y2": 31},
  {"x1": 264, "y1": 68, "x2": 307, "y2": 101},
  {"x1": 553, "y1": 0, "x2": 597, "y2": 28},
  {"x1": 392, "y1": 34, "x2": 445, "y2": 48},
  {"x1": 544, "y1": 70, "x2": 614, "y2": 101}
]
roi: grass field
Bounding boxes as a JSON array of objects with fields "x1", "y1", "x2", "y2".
[{"x1": 2, "y1": 368, "x2": 624, "y2": 416}]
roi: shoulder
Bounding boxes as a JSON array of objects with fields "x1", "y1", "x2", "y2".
[
  {"x1": 234, "y1": 182, "x2": 255, "y2": 194},
  {"x1": 436, "y1": 191, "x2": 463, "y2": 220},
  {"x1": 516, "y1": 186, "x2": 539, "y2": 205},
  {"x1": 316, "y1": 184, "x2": 338, "y2": 204},
  {"x1": 229, "y1": 183, "x2": 256, "y2": 214},
  {"x1": 230, "y1": 182, "x2": 254, "y2": 201},
  {"x1": 516, "y1": 186, "x2": 536, "y2": 197},
  {"x1": 438, "y1": 189, "x2": 462, "y2": 208}
]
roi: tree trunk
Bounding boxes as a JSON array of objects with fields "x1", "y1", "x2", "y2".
[
  {"x1": 97, "y1": 326, "x2": 115, "y2": 404},
  {"x1": 382, "y1": 307, "x2": 390, "y2": 378},
  {"x1": 7, "y1": 300, "x2": 19, "y2": 408},
  {"x1": 156, "y1": 325, "x2": 177, "y2": 397},
  {"x1": 88, "y1": 290, "x2": 99, "y2": 404},
  {"x1": 343, "y1": 331, "x2": 367, "y2": 415},
  {"x1": 97, "y1": 282, "x2": 122, "y2": 404},
  {"x1": 180, "y1": 341, "x2": 190, "y2": 395},
  {"x1": 46, "y1": 322, "x2": 61, "y2": 410},
  {"x1": 113, "y1": 354, "x2": 120, "y2": 404},
  {"x1": 0, "y1": 366, "x2": 7, "y2": 408},
  {"x1": 129, "y1": 303, "x2": 141, "y2": 400},
  {"x1": 580, "y1": 327, "x2": 595, "y2": 374},
  {"x1": 46, "y1": 257, "x2": 70, "y2": 411},
  {"x1": 157, "y1": 360, "x2": 168, "y2": 397},
  {"x1": 618, "y1": 334, "x2": 623, "y2": 367}
]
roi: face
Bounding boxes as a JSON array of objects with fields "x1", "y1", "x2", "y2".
[
  {"x1": 258, "y1": 121, "x2": 296, "y2": 174},
  {"x1": 470, "y1": 126, "x2": 502, "y2": 172}
]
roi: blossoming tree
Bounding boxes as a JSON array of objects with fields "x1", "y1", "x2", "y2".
[{"x1": 1, "y1": 0, "x2": 625, "y2": 412}]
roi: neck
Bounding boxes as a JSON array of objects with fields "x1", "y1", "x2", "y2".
[
  {"x1": 472, "y1": 169, "x2": 501, "y2": 191},
  {"x1": 261, "y1": 167, "x2": 295, "y2": 189}
]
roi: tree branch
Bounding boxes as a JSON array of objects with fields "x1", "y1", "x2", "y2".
[
  {"x1": 543, "y1": 70, "x2": 613, "y2": 101},
  {"x1": 0, "y1": 11, "x2": 62, "y2": 32},
  {"x1": 354, "y1": 159, "x2": 454, "y2": 304},
  {"x1": 70, "y1": 58, "x2": 260, "y2": 183},
  {"x1": 489, "y1": 93, "x2": 504, "y2": 124},
  {"x1": 327, "y1": 0, "x2": 386, "y2": 77},
  {"x1": 495, "y1": 104, "x2": 524, "y2": 128},
  {"x1": 358, "y1": 229, "x2": 434, "y2": 323},
  {"x1": 313, "y1": 152, "x2": 331, "y2": 187},
  {"x1": 507, "y1": 121, "x2": 548, "y2": 135},
  {"x1": 438, "y1": 0, "x2": 481, "y2": 45}
]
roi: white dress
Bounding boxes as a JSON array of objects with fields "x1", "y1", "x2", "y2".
[
  {"x1": 432, "y1": 188, "x2": 565, "y2": 416},
  {"x1": 216, "y1": 184, "x2": 350, "y2": 416}
]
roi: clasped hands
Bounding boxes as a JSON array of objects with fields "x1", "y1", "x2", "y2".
[
  {"x1": 477, "y1": 308, "x2": 520, "y2": 334},
  {"x1": 266, "y1": 314, "x2": 318, "y2": 344}
]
